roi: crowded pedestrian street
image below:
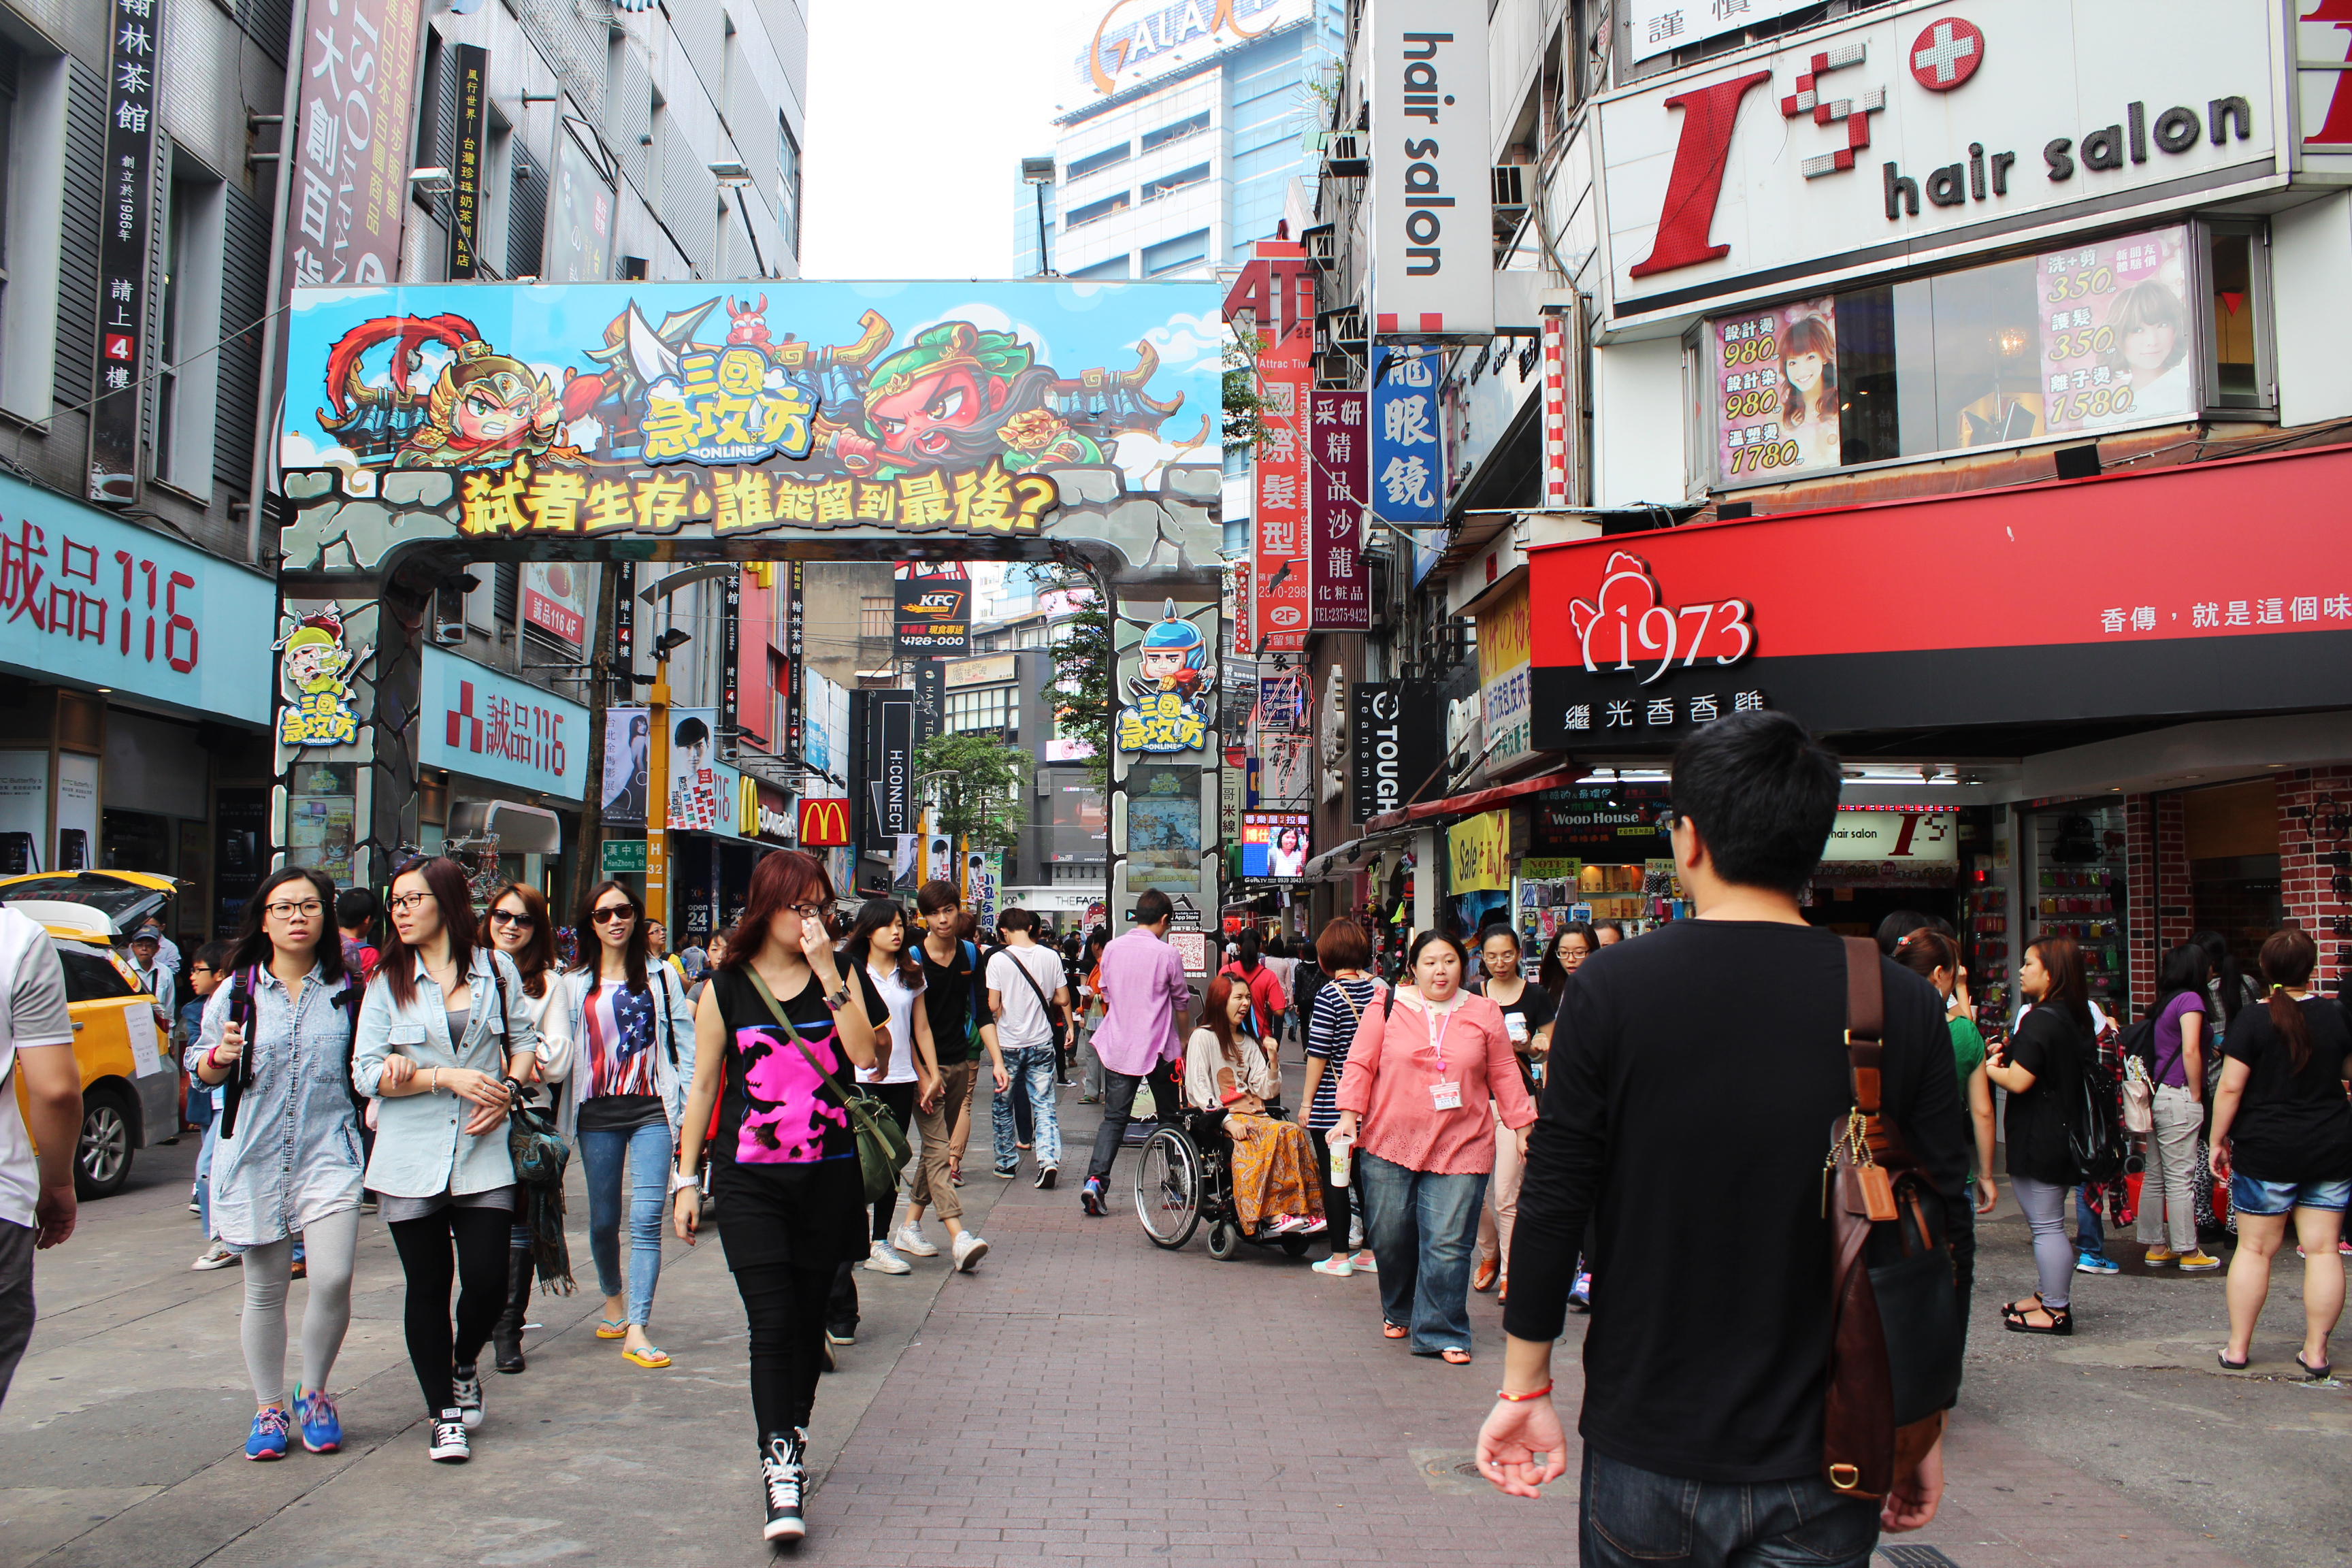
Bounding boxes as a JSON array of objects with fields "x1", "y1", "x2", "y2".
[{"x1": 4, "y1": 1071, "x2": 2342, "y2": 1568}]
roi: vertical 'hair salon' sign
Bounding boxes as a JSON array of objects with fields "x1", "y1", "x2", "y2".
[
  {"x1": 89, "y1": 0, "x2": 165, "y2": 504},
  {"x1": 1370, "y1": 0, "x2": 1492, "y2": 341}
]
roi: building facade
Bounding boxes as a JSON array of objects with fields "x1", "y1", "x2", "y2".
[{"x1": 1277, "y1": 0, "x2": 2352, "y2": 1009}]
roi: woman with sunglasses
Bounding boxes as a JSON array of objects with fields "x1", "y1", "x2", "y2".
[
  {"x1": 561, "y1": 879, "x2": 698, "y2": 1371},
  {"x1": 674, "y1": 850, "x2": 886, "y2": 1543},
  {"x1": 191, "y1": 866, "x2": 361, "y2": 1460},
  {"x1": 353, "y1": 856, "x2": 540, "y2": 1463},
  {"x1": 483, "y1": 883, "x2": 570, "y2": 1374}
]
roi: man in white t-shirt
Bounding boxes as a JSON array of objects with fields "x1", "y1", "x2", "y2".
[
  {"x1": 0, "y1": 906, "x2": 82, "y2": 1408},
  {"x1": 985, "y1": 909, "x2": 1071, "y2": 1189}
]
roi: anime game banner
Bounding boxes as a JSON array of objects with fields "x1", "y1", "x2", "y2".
[{"x1": 277, "y1": 280, "x2": 1224, "y2": 544}]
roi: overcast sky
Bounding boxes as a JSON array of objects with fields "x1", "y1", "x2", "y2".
[{"x1": 801, "y1": 0, "x2": 1110, "y2": 280}]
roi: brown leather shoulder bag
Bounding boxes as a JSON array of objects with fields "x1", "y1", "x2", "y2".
[{"x1": 1823, "y1": 936, "x2": 1964, "y2": 1499}]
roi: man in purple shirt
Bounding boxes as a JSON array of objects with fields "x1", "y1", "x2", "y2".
[{"x1": 1079, "y1": 890, "x2": 1192, "y2": 1215}]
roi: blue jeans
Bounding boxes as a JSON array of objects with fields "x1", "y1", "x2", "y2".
[
  {"x1": 195, "y1": 1112, "x2": 218, "y2": 1239},
  {"x1": 1579, "y1": 1448, "x2": 1880, "y2": 1568},
  {"x1": 2074, "y1": 1186, "x2": 2105, "y2": 1256},
  {"x1": 581, "y1": 1117, "x2": 670, "y2": 1328},
  {"x1": 992, "y1": 1046, "x2": 1061, "y2": 1169},
  {"x1": 1355, "y1": 1150, "x2": 1486, "y2": 1354}
]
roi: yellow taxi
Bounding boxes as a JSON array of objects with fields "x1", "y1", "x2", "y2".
[{"x1": 2, "y1": 870, "x2": 187, "y2": 1198}]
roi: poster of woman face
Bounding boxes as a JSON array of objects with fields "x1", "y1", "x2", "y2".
[
  {"x1": 1713, "y1": 299, "x2": 1840, "y2": 483},
  {"x1": 2040, "y1": 226, "x2": 2191, "y2": 433},
  {"x1": 602, "y1": 706, "x2": 649, "y2": 827}
]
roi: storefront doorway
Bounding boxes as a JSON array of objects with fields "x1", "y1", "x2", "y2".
[{"x1": 2184, "y1": 779, "x2": 2282, "y2": 975}]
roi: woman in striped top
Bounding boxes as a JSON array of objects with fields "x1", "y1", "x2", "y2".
[{"x1": 1299, "y1": 917, "x2": 1380, "y2": 1277}]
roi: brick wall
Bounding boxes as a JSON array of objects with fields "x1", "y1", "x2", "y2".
[
  {"x1": 2126, "y1": 791, "x2": 2200, "y2": 1016},
  {"x1": 2277, "y1": 766, "x2": 2352, "y2": 993}
]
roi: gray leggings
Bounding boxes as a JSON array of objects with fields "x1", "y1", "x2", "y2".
[
  {"x1": 240, "y1": 1207, "x2": 360, "y2": 1407},
  {"x1": 2010, "y1": 1174, "x2": 2074, "y2": 1311}
]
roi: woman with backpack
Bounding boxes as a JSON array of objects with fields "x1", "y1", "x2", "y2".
[
  {"x1": 483, "y1": 882, "x2": 572, "y2": 1374},
  {"x1": 192, "y1": 866, "x2": 363, "y2": 1461},
  {"x1": 2209, "y1": 928, "x2": 2351, "y2": 1375},
  {"x1": 2194, "y1": 930, "x2": 2262, "y2": 1235},
  {"x1": 353, "y1": 855, "x2": 540, "y2": 1463},
  {"x1": 2136, "y1": 943, "x2": 2218, "y2": 1271},
  {"x1": 1298, "y1": 917, "x2": 1379, "y2": 1277},
  {"x1": 561, "y1": 879, "x2": 698, "y2": 1371},
  {"x1": 1987, "y1": 935, "x2": 2091, "y2": 1335}
]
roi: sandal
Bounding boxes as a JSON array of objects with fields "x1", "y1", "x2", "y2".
[
  {"x1": 2002, "y1": 1303, "x2": 2072, "y2": 1336},
  {"x1": 595, "y1": 1318, "x2": 628, "y2": 1340},
  {"x1": 2294, "y1": 1352, "x2": 2332, "y2": 1381},
  {"x1": 1382, "y1": 1320, "x2": 1409, "y2": 1339},
  {"x1": 621, "y1": 1343, "x2": 672, "y2": 1368},
  {"x1": 1999, "y1": 1293, "x2": 2044, "y2": 1322},
  {"x1": 2217, "y1": 1350, "x2": 2251, "y2": 1371},
  {"x1": 1440, "y1": 1348, "x2": 1473, "y2": 1365}
]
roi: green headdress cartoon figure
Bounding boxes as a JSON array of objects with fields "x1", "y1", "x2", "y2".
[
  {"x1": 1115, "y1": 600, "x2": 1212, "y2": 755},
  {"x1": 822, "y1": 320, "x2": 1102, "y2": 478}
]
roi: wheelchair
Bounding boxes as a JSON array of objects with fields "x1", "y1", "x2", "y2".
[{"x1": 1133, "y1": 1103, "x2": 1318, "y2": 1261}]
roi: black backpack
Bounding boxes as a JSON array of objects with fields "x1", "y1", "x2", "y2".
[{"x1": 2068, "y1": 1025, "x2": 2125, "y2": 1183}]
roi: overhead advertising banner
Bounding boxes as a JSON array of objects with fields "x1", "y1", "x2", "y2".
[
  {"x1": 1239, "y1": 811, "x2": 1310, "y2": 879},
  {"x1": 1373, "y1": 345, "x2": 1442, "y2": 524},
  {"x1": 1370, "y1": 2, "x2": 1494, "y2": 340},
  {"x1": 894, "y1": 576, "x2": 972, "y2": 656},
  {"x1": 1526, "y1": 442, "x2": 2352, "y2": 747},
  {"x1": 912, "y1": 656, "x2": 944, "y2": 746},
  {"x1": 666, "y1": 706, "x2": 722, "y2": 830},
  {"x1": 0, "y1": 475, "x2": 275, "y2": 723},
  {"x1": 1599, "y1": 0, "x2": 2278, "y2": 324},
  {"x1": 1630, "y1": 0, "x2": 1816, "y2": 64},
  {"x1": 522, "y1": 561, "x2": 588, "y2": 645},
  {"x1": 278, "y1": 281, "x2": 1222, "y2": 563},
  {"x1": 449, "y1": 45, "x2": 489, "y2": 278},
  {"x1": 601, "y1": 705, "x2": 650, "y2": 826},
  {"x1": 1076, "y1": 0, "x2": 1307, "y2": 95},
  {"x1": 1306, "y1": 389, "x2": 1369, "y2": 631},
  {"x1": 417, "y1": 645, "x2": 590, "y2": 800},
  {"x1": 1348, "y1": 681, "x2": 1437, "y2": 821},
  {"x1": 1476, "y1": 580, "x2": 1532, "y2": 773},
  {"x1": 1820, "y1": 808, "x2": 1958, "y2": 864},
  {"x1": 1250, "y1": 318, "x2": 1311, "y2": 653},
  {"x1": 549, "y1": 122, "x2": 618, "y2": 284},
  {"x1": 1447, "y1": 809, "x2": 1511, "y2": 893},
  {"x1": 89, "y1": 0, "x2": 167, "y2": 504},
  {"x1": 796, "y1": 795, "x2": 852, "y2": 848}
]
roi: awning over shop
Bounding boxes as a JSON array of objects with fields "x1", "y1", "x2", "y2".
[
  {"x1": 1299, "y1": 826, "x2": 1420, "y2": 879},
  {"x1": 1362, "y1": 766, "x2": 1582, "y2": 834}
]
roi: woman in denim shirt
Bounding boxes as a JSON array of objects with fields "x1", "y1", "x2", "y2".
[
  {"x1": 191, "y1": 868, "x2": 363, "y2": 1462},
  {"x1": 352, "y1": 856, "x2": 538, "y2": 1463},
  {"x1": 555, "y1": 880, "x2": 696, "y2": 1370}
]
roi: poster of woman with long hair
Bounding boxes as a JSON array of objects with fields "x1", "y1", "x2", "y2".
[{"x1": 1713, "y1": 300, "x2": 1840, "y2": 483}]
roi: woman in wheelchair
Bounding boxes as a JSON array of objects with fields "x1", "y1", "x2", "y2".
[{"x1": 1186, "y1": 978, "x2": 1327, "y2": 1239}]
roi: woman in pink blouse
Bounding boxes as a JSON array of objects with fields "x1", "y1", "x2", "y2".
[{"x1": 1334, "y1": 931, "x2": 1537, "y2": 1364}]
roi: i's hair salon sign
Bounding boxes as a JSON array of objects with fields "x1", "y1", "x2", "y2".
[{"x1": 1597, "y1": 0, "x2": 2287, "y2": 325}]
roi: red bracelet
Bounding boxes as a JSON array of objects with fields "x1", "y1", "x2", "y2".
[{"x1": 1496, "y1": 1381, "x2": 1554, "y2": 1403}]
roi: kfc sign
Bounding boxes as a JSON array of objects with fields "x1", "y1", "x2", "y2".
[
  {"x1": 1601, "y1": 0, "x2": 2277, "y2": 322},
  {"x1": 798, "y1": 796, "x2": 852, "y2": 847},
  {"x1": 1565, "y1": 552, "x2": 1754, "y2": 683}
]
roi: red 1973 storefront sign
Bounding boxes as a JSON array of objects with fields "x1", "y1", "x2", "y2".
[{"x1": 1564, "y1": 551, "x2": 1755, "y2": 684}]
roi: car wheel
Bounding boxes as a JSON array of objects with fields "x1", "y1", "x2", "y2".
[{"x1": 76, "y1": 1085, "x2": 136, "y2": 1199}]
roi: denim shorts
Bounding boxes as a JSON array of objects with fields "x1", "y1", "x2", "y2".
[{"x1": 2230, "y1": 1173, "x2": 2352, "y2": 1216}]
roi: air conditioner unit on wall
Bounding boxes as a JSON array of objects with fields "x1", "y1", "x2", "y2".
[{"x1": 1324, "y1": 133, "x2": 1365, "y2": 178}]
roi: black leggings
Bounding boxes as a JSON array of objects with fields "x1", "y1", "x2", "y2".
[
  {"x1": 389, "y1": 1206, "x2": 512, "y2": 1415},
  {"x1": 736, "y1": 1261, "x2": 836, "y2": 1437},
  {"x1": 1309, "y1": 1128, "x2": 1351, "y2": 1253},
  {"x1": 867, "y1": 1082, "x2": 917, "y2": 1240}
]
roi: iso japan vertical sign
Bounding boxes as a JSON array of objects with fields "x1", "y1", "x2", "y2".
[{"x1": 1370, "y1": 1, "x2": 1493, "y2": 341}]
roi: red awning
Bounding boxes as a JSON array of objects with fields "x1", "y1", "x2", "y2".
[{"x1": 1364, "y1": 766, "x2": 1582, "y2": 834}]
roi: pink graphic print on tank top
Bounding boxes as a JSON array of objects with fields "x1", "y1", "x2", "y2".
[{"x1": 734, "y1": 1025, "x2": 851, "y2": 1163}]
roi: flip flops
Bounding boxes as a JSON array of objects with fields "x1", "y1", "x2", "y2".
[
  {"x1": 595, "y1": 1318, "x2": 627, "y2": 1340},
  {"x1": 622, "y1": 1343, "x2": 672, "y2": 1369}
]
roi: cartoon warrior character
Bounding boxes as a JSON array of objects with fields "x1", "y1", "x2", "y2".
[
  {"x1": 393, "y1": 339, "x2": 573, "y2": 469},
  {"x1": 316, "y1": 314, "x2": 482, "y2": 463},
  {"x1": 1115, "y1": 601, "x2": 1213, "y2": 755},
  {"x1": 817, "y1": 321, "x2": 1105, "y2": 478},
  {"x1": 274, "y1": 604, "x2": 365, "y2": 749}
]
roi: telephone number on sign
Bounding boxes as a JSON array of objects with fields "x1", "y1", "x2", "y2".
[{"x1": 1725, "y1": 440, "x2": 1802, "y2": 474}]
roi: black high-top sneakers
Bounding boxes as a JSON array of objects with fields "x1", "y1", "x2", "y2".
[{"x1": 760, "y1": 1427, "x2": 808, "y2": 1541}]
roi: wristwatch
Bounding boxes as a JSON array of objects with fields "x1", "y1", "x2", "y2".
[
  {"x1": 668, "y1": 1167, "x2": 700, "y2": 1194},
  {"x1": 824, "y1": 982, "x2": 851, "y2": 1011}
]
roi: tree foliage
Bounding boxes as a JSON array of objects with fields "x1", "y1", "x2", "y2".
[
  {"x1": 915, "y1": 732, "x2": 1030, "y2": 855},
  {"x1": 1223, "y1": 334, "x2": 1269, "y2": 454},
  {"x1": 1034, "y1": 561, "x2": 1113, "y2": 798}
]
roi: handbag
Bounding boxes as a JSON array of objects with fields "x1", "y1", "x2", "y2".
[
  {"x1": 1823, "y1": 936, "x2": 1963, "y2": 1501},
  {"x1": 2121, "y1": 1056, "x2": 2153, "y2": 1134},
  {"x1": 506, "y1": 1098, "x2": 578, "y2": 1293},
  {"x1": 745, "y1": 968, "x2": 912, "y2": 1204},
  {"x1": 1001, "y1": 947, "x2": 1068, "y2": 1052}
]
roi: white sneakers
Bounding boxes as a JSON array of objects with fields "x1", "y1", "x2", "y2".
[
  {"x1": 890, "y1": 1224, "x2": 940, "y2": 1258},
  {"x1": 952, "y1": 1230, "x2": 990, "y2": 1272},
  {"x1": 191, "y1": 1242, "x2": 238, "y2": 1271},
  {"x1": 863, "y1": 1240, "x2": 911, "y2": 1275}
]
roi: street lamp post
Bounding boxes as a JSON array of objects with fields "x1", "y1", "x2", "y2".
[{"x1": 644, "y1": 626, "x2": 693, "y2": 927}]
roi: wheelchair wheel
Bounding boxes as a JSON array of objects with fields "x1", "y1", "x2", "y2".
[
  {"x1": 1134, "y1": 1126, "x2": 1203, "y2": 1249},
  {"x1": 1206, "y1": 1220, "x2": 1241, "y2": 1260}
]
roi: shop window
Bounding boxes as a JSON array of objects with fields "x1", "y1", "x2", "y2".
[
  {"x1": 859, "y1": 595, "x2": 891, "y2": 640},
  {"x1": 1704, "y1": 221, "x2": 2271, "y2": 489}
]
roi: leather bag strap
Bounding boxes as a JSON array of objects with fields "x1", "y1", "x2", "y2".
[{"x1": 1843, "y1": 936, "x2": 1885, "y2": 1117}]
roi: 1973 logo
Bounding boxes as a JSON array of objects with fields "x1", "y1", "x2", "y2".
[{"x1": 1565, "y1": 551, "x2": 1755, "y2": 685}]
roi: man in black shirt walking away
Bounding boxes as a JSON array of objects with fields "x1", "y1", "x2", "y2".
[{"x1": 1477, "y1": 710, "x2": 1972, "y2": 1564}]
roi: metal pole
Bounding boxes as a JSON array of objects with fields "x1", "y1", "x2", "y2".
[
  {"x1": 647, "y1": 653, "x2": 672, "y2": 928},
  {"x1": 1034, "y1": 182, "x2": 1052, "y2": 278}
]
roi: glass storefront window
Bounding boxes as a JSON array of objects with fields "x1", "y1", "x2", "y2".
[{"x1": 1707, "y1": 222, "x2": 2266, "y2": 488}]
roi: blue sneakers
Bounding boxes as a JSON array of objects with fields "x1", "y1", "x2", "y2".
[
  {"x1": 295, "y1": 1385, "x2": 342, "y2": 1453},
  {"x1": 245, "y1": 1405, "x2": 291, "y2": 1460},
  {"x1": 1079, "y1": 1177, "x2": 1106, "y2": 1216},
  {"x1": 2076, "y1": 1251, "x2": 2121, "y2": 1275}
]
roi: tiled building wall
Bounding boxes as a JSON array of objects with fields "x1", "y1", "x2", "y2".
[{"x1": 2277, "y1": 765, "x2": 2352, "y2": 993}]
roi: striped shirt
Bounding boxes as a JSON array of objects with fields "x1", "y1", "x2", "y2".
[{"x1": 1305, "y1": 975, "x2": 1379, "y2": 1132}]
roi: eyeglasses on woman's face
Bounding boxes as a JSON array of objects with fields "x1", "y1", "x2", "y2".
[
  {"x1": 265, "y1": 898, "x2": 325, "y2": 920},
  {"x1": 591, "y1": 903, "x2": 637, "y2": 925},
  {"x1": 783, "y1": 902, "x2": 826, "y2": 921},
  {"x1": 489, "y1": 908, "x2": 536, "y2": 928},
  {"x1": 387, "y1": 892, "x2": 436, "y2": 913}
]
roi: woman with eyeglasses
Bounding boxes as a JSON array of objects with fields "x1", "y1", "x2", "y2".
[
  {"x1": 673, "y1": 850, "x2": 887, "y2": 1543},
  {"x1": 560, "y1": 879, "x2": 698, "y2": 1372},
  {"x1": 482, "y1": 882, "x2": 570, "y2": 1374},
  {"x1": 1471, "y1": 924, "x2": 1553, "y2": 1303},
  {"x1": 191, "y1": 867, "x2": 364, "y2": 1460},
  {"x1": 353, "y1": 856, "x2": 540, "y2": 1463}
]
